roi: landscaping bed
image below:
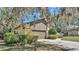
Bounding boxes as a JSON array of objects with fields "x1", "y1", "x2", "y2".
[
  {"x1": 0, "y1": 40, "x2": 67, "y2": 51},
  {"x1": 0, "y1": 39, "x2": 78, "y2": 51}
]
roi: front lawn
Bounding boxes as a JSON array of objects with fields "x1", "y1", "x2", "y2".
[{"x1": 62, "y1": 36, "x2": 79, "y2": 42}]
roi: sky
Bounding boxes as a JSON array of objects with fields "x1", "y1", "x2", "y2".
[
  {"x1": 48, "y1": 7, "x2": 60, "y2": 15},
  {"x1": 0, "y1": 7, "x2": 61, "y2": 23},
  {"x1": 23, "y1": 7, "x2": 60, "y2": 23}
]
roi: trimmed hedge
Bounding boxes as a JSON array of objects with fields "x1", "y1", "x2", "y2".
[
  {"x1": 48, "y1": 34, "x2": 63, "y2": 39},
  {"x1": 56, "y1": 34, "x2": 63, "y2": 38},
  {"x1": 48, "y1": 35, "x2": 58, "y2": 39}
]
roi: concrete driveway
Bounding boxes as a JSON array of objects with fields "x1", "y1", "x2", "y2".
[{"x1": 37, "y1": 39, "x2": 79, "y2": 51}]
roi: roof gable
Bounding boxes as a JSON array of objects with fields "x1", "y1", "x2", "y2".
[{"x1": 31, "y1": 23, "x2": 46, "y2": 30}]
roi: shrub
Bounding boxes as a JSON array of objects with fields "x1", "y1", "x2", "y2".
[
  {"x1": 26, "y1": 35, "x2": 38, "y2": 44},
  {"x1": 48, "y1": 28, "x2": 57, "y2": 34},
  {"x1": 26, "y1": 31, "x2": 33, "y2": 44},
  {"x1": 32, "y1": 36, "x2": 38, "y2": 43},
  {"x1": 4, "y1": 28, "x2": 11, "y2": 33},
  {"x1": 26, "y1": 31, "x2": 38, "y2": 44},
  {"x1": 26, "y1": 35, "x2": 33, "y2": 44},
  {"x1": 4, "y1": 32, "x2": 19, "y2": 44},
  {"x1": 55, "y1": 27, "x2": 61, "y2": 33},
  {"x1": 18, "y1": 35, "x2": 26, "y2": 45},
  {"x1": 48, "y1": 35, "x2": 57, "y2": 39},
  {"x1": 19, "y1": 35, "x2": 26, "y2": 41},
  {"x1": 57, "y1": 35, "x2": 63, "y2": 38}
]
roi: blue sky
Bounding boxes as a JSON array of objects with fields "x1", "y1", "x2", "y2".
[
  {"x1": 0, "y1": 7, "x2": 60, "y2": 23},
  {"x1": 22, "y1": 12, "x2": 41, "y2": 23},
  {"x1": 48, "y1": 7, "x2": 60, "y2": 15},
  {"x1": 22, "y1": 7, "x2": 60, "y2": 23}
]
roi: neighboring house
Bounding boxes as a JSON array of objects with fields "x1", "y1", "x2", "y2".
[
  {"x1": 15, "y1": 18, "x2": 49, "y2": 39},
  {"x1": 67, "y1": 29, "x2": 79, "y2": 35},
  {"x1": 67, "y1": 25, "x2": 79, "y2": 35},
  {"x1": 63, "y1": 25, "x2": 79, "y2": 35}
]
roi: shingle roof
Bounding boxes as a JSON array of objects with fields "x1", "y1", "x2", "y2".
[{"x1": 24, "y1": 18, "x2": 45, "y2": 24}]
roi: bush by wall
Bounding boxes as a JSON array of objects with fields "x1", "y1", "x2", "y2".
[
  {"x1": 48, "y1": 35, "x2": 58, "y2": 39},
  {"x1": 48, "y1": 34, "x2": 63, "y2": 39},
  {"x1": 57, "y1": 34, "x2": 63, "y2": 38}
]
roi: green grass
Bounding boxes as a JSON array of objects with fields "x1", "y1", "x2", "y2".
[{"x1": 62, "y1": 36, "x2": 79, "y2": 42}]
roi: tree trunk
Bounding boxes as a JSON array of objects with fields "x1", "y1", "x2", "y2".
[{"x1": 45, "y1": 24, "x2": 49, "y2": 39}]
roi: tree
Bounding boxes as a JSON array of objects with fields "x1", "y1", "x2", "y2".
[
  {"x1": 38, "y1": 7, "x2": 51, "y2": 38},
  {"x1": 38, "y1": 7, "x2": 61, "y2": 38}
]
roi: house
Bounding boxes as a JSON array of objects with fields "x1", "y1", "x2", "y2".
[
  {"x1": 67, "y1": 29, "x2": 79, "y2": 35},
  {"x1": 63, "y1": 25, "x2": 79, "y2": 35},
  {"x1": 15, "y1": 18, "x2": 49, "y2": 39},
  {"x1": 25, "y1": 18, "x2": 49, "y2": 39},
  {"x1": 67, "y1": 26, "x2": 79, "y2": 35}
]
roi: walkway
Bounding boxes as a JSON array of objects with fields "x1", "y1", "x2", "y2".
[{"x1": 37, "y1": 39, "x2": 79, "y2": 51}]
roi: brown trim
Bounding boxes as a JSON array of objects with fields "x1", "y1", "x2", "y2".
[
  {"x1": 15, "y1": 25, "x2": 21, "y2": 29},
  {"x1": 32, "y1": 30, "x2": 46, "y2": 32},
  {"x1": 27, "y1": 18, "x2": 45, "y2": 25}
]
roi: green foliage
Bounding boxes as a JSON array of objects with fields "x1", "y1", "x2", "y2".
[
  {"x1": 26, "y1": 35, "x2": 38, "y2": 44},
  {"x1": 56, "y1": 34, "x2": 63, "y2": 38},
  {"x1": 55, "y1": 27, "x2": 61, "y2": 33},
  {"x1": 26, "y1": 30, "x2": 33, "y2": 44},
  {"x1": 18, "y1": 35, "x2": 25, "y2": 45},
  {"x1": 2, "y1": 8, "x2": 9, "y2": 17},
  {"x1": 26, "y1": 31, "x2": 38, "y2": 44},
  {"x1": 4, "y1": 32, "x2": 19, "y2": 44},
  {"x1": 4, "y1": 28, "x2": 11, "y2": 33},
  {"x1": 61, "y1": 7, "x2": 65, "y2": 13},
  {"x1": 48, "y1": 35, "x2": 57, "y2": 39},
  {"x1": 48, "y1": 28, "x2": 57, "y2": 34},
  {"x1": 48, "y1": 34, "x2": 63, "y2": 39}
]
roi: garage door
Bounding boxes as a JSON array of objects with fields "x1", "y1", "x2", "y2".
[{"x1": 32, "y1": 31, "x2": 46, "y2": 39}]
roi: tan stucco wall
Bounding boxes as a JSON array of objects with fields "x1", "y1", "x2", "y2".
[{"x1": 31, "y1": 23, "x2": 46, "y2": 30}]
